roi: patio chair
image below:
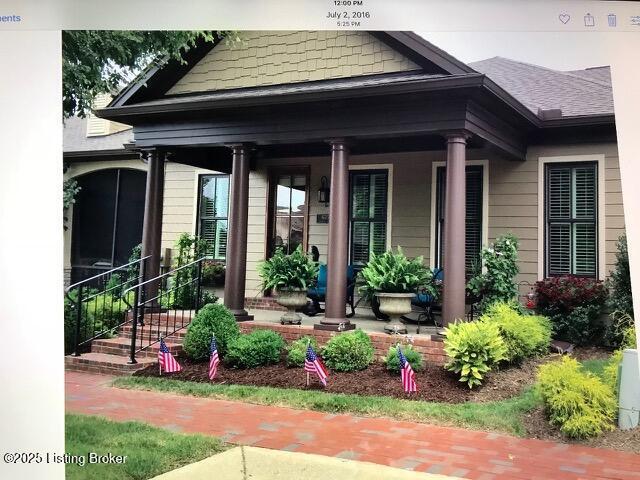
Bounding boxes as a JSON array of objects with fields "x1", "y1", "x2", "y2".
[
  {"x1": 303, "y1": 264, "x2": 357, "y2": 318},
  {"x1": 401, "y1": 268, "x2": 443, "y2": 334}
]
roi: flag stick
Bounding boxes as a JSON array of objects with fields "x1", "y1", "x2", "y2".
[
  {"x1": 305, "y1": 338, "x2": 311, "y2": 386},
  {"x1": 159, "y1": 334, "x2": 163, "y2": 376},
  {"x1": 306, "y1": 372, "x2": 310, "y2": 387}
]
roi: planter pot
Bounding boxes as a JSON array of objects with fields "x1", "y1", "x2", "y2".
[
  {"x1": 376, "y1": 292, "x2": 414, "y2": 334},
  {"x1": 276, "y1": 289, "x2": 308, "y2": 324}
]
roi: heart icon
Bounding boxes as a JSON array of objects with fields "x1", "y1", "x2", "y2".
[{"x1": 559, "y1": 13, "x2": 571, "y2": 24}]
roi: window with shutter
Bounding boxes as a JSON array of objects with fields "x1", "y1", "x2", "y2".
[
  {"x1": 349, "y1": 170, "x2": 388, "y2": 265},
  {"x1": 545, "y1": 163, "x2": 598, "y2": 277},
  {"x1": 197, "y1": 175, "x2": 230, "y2": 260},
  {"x1": 434, "y1": 165, "x2": 484, "y2": 274}
]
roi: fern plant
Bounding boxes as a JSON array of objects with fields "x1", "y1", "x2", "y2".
[
  {"x1": 359, "y1": 247, "x2": 432, "y2": 296},
  {"x1": 258, "y1": 245, "x2": 318, "y2": 292}
]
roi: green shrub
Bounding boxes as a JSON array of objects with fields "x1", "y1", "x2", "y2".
[
  {"x1": 384, "y1": 345, "x2": 423, "y2": 373},
  {"x1": 286, "y1": 336, "x2": 319, "y2": 367},
  {"x1": 171, "y1": 233, "x2": 211, "y2": 309},
  {"x1": 480, "y1": 302, "x2": 551, "y2": 364},
  {"x1": 537, "y1": 356, "x2": 616, "y2": 439},
  {"x1": 183, "y1": 303, "x2": 239, "y2": 361},
  {"x1": 607, "y1": 234, "x2": 633, "y2": 317},
  {"x1": 606, "y1": 310, "x2": 636, "y2": 349},
  {"x1": 225, "y1": 330, "x2": 285, "y2": 368},
  {"x1": 321, "y1": 330, "x2": 374, "y2": 372},
  {"x1": 603, "y1": 324, "x2": 636, "y2": 395},
  {"x1": 443, "y1": 321, "x2": 507, "y2": 388},
  {"x1": 466, "y1": 234, "x2": 519, "y2": 314}
]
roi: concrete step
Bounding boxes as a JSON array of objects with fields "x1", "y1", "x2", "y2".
[
  {"x1": 92, "y1": 337, "x2": 184, "y2": 358},
  {"x1": 126, "y1": 310, "x2": 196, "y2": 324},
  {"x1": 119, "y1": 324, "x2": 189, "y2": 340},
  {"x1": 65, "y1": 352, "x2": 155, "y2": 376}
]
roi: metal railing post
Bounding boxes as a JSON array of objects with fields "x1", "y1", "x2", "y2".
[
  {"x1": 72, "y1": 285, "x2": 83, "y2": 357},
  {"x1": 195, "y1": 259, "x2": 203, "y2": 314}
]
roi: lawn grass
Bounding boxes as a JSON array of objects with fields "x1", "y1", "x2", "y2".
[
  {"x1": 113, "y1": 376, "x2": 541, "y2": 436},
  {"x1": 65, "y1": 413, "x2": 226, "y2": 480}
]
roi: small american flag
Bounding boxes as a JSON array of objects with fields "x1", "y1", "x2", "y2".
[
  {"x1": 208, "y1": 336, "x2": 220, "y2": 380},
  {"x1": 397, "y1": 346, "x2": 417, "y2": 393},
  {"x1": 158, "y1": 337, "x2": 182, "y2": 374},
  {"x1": 304, "y1": 344, "x2": 328, "y2": 386}
]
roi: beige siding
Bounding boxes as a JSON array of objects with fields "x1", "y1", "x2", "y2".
[
  {"x1": 160, "y1": 163, "x2": 223, "y2": 254},
  {"x1": 167, "y1": 31, "x2": 419, "y2": 95}
]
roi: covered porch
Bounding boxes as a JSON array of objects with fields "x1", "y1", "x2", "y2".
[{"x1": 98, "y1": 68, "x2": 534, "y2": 331}]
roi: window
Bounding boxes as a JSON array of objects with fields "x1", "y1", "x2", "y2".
[
  {"x1": 434, "y1": 165, "x2": 484, "y2": 274},
  {"x1": 545, "y1": 162, "x2": 598, "y2": 277},
  {"x1": 269, "y1": 172, "x2": 308, "y2": 255},
  {"x1": 197, "y1": 175, "x2": 229, "y2": 260},
  {"x1": 349, "y1": 170, "x2": 388, "y2": 265}
]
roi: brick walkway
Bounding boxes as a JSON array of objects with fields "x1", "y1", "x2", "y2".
[{"x1": 66, "y1": 371, "x2": 640, "y2": 480}]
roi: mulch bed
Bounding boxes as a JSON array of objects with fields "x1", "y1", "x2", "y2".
[{"x1": 134, "y1": 355, "x2": 543, "y2": 404}]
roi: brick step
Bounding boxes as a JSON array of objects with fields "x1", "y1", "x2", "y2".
[
  {"x1": 118, "y1": 326, "x2": 189, "y2": 341},
  {"x1": 65, "y1": 352, "x2": 156, "y2": 376},
  {"x1": 126, "y1": 311, "x2": 195, "y2": 324},
  {"x1": 92, "y1": 337, "x2": 184, "y2": 358}
]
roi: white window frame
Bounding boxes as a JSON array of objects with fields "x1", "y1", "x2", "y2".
[
  {"x1": 429, "y1": 159, "x2": 489, "y2": 270},
  {"x1": 348, "y1": 163, "x2": 393, "y2": 258},
  {"x1": 537, "y1": 154, "x2": 606, "y2": 281}
]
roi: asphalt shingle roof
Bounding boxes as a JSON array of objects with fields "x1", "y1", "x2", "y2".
[
  {"x1": 469, "y1": 57, "x2": 613, "y2": 118},
  {"x1": 63, "y1": 116, "x2": 133, "y2": 153}
]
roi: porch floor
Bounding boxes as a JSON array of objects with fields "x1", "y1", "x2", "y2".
[{"x1": 245, "y1": 307, "x2": 440, "y2": 338}]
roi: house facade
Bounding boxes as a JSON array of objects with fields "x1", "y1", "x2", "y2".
[{"x1": 66, "y1": 31, "x2": 624, "y2": 329}]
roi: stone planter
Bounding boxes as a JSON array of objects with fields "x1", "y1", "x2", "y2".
[
  {"x1": 276, "y1": 289, "x2": 308, "y2": 324},
  {"x1": 376, "y1": 292, "x2": 414, "y2": 334}
]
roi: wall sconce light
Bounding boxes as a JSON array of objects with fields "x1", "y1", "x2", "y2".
[{"x1": 317, "y1": 176, "x2": 330, "y2": 206}]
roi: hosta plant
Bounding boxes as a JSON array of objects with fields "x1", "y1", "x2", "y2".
[
  {"x1": 257, "y1": 245, "x2": 319, "y2": 292},
  {"x1": 359, "y1": 247, "x2": 432, "y2": 295},
  {"x1": 443, "y1": 321, "x2": 507, "y2": 388}
]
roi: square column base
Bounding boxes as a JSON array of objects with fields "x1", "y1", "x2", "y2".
[
  {"x1": 232, "y1": 310, "x2": 254, "y2": 322},
  {"x1": 313, "y1": 322, "x2": 356, "y2": 332}
]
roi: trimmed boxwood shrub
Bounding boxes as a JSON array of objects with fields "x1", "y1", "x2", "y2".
[
  {"x1": 537, "y1": 356, "x2": 616, "y2": 439},
  {"x1": 443, "y1": 321, "x2": 507, "y2": 388},
  {"x1": 286, "y1": 336, "x2": 319, "y2": 367},
  {"x1": 183, "y1": 303, "x2": 239, "y2": 361},
  {"x1": 225, "y1": 330, "x2": 285, "y2": 369},
  {"x1": 535, "y1": 276, "x2": 608, "y2": 345},
  {"x1": 480, "y1": 302, "x2": 552, "y2": 364},
  {"x1": 321, "y1": 330, "x2": 374, "y2": 372},
  {"x1": 384, "y1": 345, "x2": 423, "y2": 373}
]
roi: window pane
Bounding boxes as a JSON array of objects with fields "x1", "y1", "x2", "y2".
[
  {"x1": 573, "y1": 223, "x2": 596, "y2": 276},
  {"x1": 548, "y1": 223, "x2": 571, "y2": 275},
  {"x1": 548, "y1": 167, "x2": 571, "y2": 219},
  {"x1": 573, "y1": 166, "x2": 596, "y2": 219},
  {"x1": 274, "y1": 215, "x2": 290, "y2": 253},
  {"x1": 214, "y1": 220, "x2": 228, "y2": 260},
  {"x1": 276, "y1": 176, "x2": 291, "y2": 215},
  {"x1": 370, "y1": 222, "x2": 386, "y2": 256},
  {"x1": 214, "y1": 176, "x2": 229, "y2": 218},
  {"x1": 370, "y1": 173, "x2": 387, "y2": 219},
  {"x1": 113, "y1": 170, "x2": 146, "y2": 265},
  {"x1": 290, "y1": 184, "x2": 306, "y2": 215},
  {"x1": 289, "y1": 216, "x2": 305, "y2": 252},
  {"x1": 352, "y1": 221, "x2": 370, "y2": 265},
  {"x1": 351, "y1": 174, "x2": 370, "y2": 218},
  {"x1": 200, "y1": 219, "x2": 217, "y2": 255},
  {"x1": 200, "y1": 176, "x2": 216, "y2": 218}
]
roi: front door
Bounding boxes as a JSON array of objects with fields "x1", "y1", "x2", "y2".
[{"x1": 267, "y1": 168, "x2": 310, "y2": 257}]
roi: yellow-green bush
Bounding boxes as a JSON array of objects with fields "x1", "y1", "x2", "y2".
[
  {"x1": 480, "y1": 302, "x2": 552, "y2": 364},
  {"x1": 443, "y1": 321, "x2": 507, "y2": 388},
  {"x1": 603, "y1": 324, "x2": 636, "y2": 395},
  {"x1": 537, "y1": 356, "x2": 616, "y2": 438}
]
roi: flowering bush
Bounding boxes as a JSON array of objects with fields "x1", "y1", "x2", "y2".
[
  {"x1": 535, "y1": 276, "x2": 608, "y2": 345},
  {"x1": 467, "y1": 234, "x2": 519, "y2": 313}
]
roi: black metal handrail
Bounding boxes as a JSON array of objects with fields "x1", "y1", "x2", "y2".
[
  {"x1": 65, "y1": 255, "x2": 151, "y2": 356},
  {"x1": 122, "y1": 257, "x2": 206, "y2": 364}
]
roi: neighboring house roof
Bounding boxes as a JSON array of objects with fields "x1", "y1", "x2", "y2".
[
  {"x1": 468, "y1": 57, "x2": 613, "y2": 118},
  {"x1": 63, "y1": 116, "x2": 134, "y2": 155}
]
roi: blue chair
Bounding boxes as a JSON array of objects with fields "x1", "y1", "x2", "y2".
[
  {"x1": 305, "y1": 264, "x2": 356, "y2": 318},
  {"x1": 402, "y1": 268, "x2": 443, "y2": 333}
]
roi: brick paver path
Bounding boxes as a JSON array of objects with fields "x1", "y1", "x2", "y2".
[{"x1": 66, "y1": 371, "x2": 640, "y2": 480}]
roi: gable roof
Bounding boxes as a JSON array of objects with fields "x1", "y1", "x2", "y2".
[
  {"x1": 108, "y1": 31, "x2": 475, "y2": 108},
  {"x1": 469, "y1": 57, "x2": 613, "y2": 118}
]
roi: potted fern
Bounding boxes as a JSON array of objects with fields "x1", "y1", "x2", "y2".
[
  {"x1": 258, "y1": 246, "x2": 319, "y2": 324},
  {"x1": 359, "y1": 247, "x2": 431, "y2": 334}
]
